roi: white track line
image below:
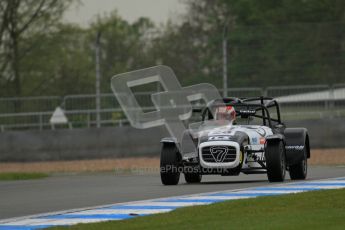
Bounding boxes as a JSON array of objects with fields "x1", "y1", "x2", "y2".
[
  {"x1": 66, "y1": 209, "x2": 172, "y2": 215},
  {"x1": 0, "y1": 176, "x2": 344, "y2": 229}
]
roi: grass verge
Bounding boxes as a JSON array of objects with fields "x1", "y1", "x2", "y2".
[
  {"x1": 50, "y1": 188, "x2": 345, "y2": 230},
  {"x1": 0, "y1": 172, "x2": 49, "y2": 181}
]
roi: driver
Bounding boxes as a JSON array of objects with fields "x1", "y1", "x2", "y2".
[{"x1": 215, "y1": 105, "x2": 236, "y2": 123}]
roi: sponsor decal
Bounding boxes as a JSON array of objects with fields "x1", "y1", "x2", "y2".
[
  {"x1": 251, "y1": 137, "x2": 258, "y2": 144},
  {"x1": 239, "y1": 109, "x2": 256, "y2": 115},
  {"x1": 247, "y1": 153, "x2": 265, "y2": 162},
  {"x1": 208, "y1": 136, "x2": 232, "y2": 141},
  {"x1": 285, "y1": 145, "x2": 304, "y2": 151}
]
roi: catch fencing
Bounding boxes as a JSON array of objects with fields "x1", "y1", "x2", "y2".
[{"x1": 0, "y1": 84, "x2": 344, "y2": 131}]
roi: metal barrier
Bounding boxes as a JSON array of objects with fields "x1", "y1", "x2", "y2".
[
  {"x1": 0, "y1": 96, "x2": 62, "y2": 114},
  {"x1": 225, "y1": 87, "x2": 264, "y2": 98},
  {"x1": 266, "y1": 84, "x2": 329, "y2": 97},
  {"x1": 0, "y1": 84, "x2": 344, "y2": 131}
]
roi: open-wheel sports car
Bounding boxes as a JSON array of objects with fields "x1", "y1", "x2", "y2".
[{"x1": 160, "y1": 97, "x2": 310, "y2": 185}]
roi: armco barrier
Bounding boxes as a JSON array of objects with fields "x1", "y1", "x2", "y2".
[
  {"x1": 0, "y1": 118, "x2": 344, "y2": 162},
  {"x1": 0, "y1": 126, "x2": 169, "y2": 162}
]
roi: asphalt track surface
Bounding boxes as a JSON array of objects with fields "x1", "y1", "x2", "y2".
[{"x1": 0, "y1": 166, "x2": 344, "y2": 220}]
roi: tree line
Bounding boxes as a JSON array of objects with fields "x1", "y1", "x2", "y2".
[{"x1": 1, "y1": 0, "x2": 345, "y2": 98}]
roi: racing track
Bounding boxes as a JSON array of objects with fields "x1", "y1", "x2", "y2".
[{"x1": 0, "y1": 165, "x2": 344, "y2": 220}]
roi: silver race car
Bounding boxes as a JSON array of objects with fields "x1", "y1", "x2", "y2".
[{"x1": 160, "y1": 97, "x2": 310, "y2": 185}]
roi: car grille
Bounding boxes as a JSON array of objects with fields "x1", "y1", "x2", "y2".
[{"x1": 201, "y1": 145, "x2": 237, "y2": 163}]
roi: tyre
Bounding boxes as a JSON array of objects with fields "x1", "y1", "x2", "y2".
[
  {"x1": 160, "y1": 144, "x2": 180, "y2": 185},
  {"x1": 289, "y1": 147, "x2": 307, "y2": 180},
  {"x1": 184, "y1": 173, "x2": 202, "y2": 183},
  {"x1": 265, "y1": 140, "x2": 286, "y2": 182}
]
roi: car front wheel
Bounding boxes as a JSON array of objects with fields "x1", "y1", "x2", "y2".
[
  {"x1": 160, "y1": 144, "x2": 181, "y2": 185},
  {"x1": 265, "y1": 140, "x2": 286, "y2": 182}
]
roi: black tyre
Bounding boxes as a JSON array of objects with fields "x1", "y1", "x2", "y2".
[
  {"x1": 289, "y1": 147, "x2": 307, "y2": 180},
  {"x1": 160, "y1": 144, "x2": 180, "y2": 185},
  {"x1": 184, "y1": 173, "x2": 202, "y2": 183},
  {"x1": 265, "y1": 140, "x2": 286, "y2": 182}
]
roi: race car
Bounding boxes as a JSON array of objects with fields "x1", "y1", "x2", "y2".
[{"x1": 160, "y1": 97, "x2": 310, "y2": 185}]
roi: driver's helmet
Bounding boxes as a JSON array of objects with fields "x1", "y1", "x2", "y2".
[{"x1": 215, "y1": 105, "x2": 236, "y2": 122}]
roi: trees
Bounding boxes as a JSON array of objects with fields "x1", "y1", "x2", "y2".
[
  {"x1": 89, "y1": 11, "x2": 157, "y2": 93},
  {"x1": 223, "y1": 0, "x2": 345, "y2": 87},
  {"x1": 1, "y1": 5, "x2": 159, "y2": 98},
  {"x1": 0, "y1": 0, "x2": 73, "y2": 97},
  {"x1": 1, "y1": 0, "x2": 345, "y2": 99},
  {"x1": 210, "y1": 0, "x2": 345, "y2": 87},
  {"x1": 148, "y1": 0, "x2": 234, "y2": 88},
  {"x1": 152, "y1": 0, "x2": 345, "y2": 88},
  {"x1": 20, "y1": 24, "x2": 94, "y2": 96}
]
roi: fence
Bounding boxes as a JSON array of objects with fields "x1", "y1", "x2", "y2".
[{"x1": 0, "y1": 84, "x2": 344, "y2": 131}]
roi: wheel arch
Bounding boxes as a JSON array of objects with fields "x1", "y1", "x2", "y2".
[
  {"x1": 284, "y1": 128, "x2": 310, "y2": 166},
  {"x1": 265, "y1": 134, "x2": 285, "y2": 145}
]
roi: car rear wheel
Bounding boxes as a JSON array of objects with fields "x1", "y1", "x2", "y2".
[
  {"x1": 265, "y1": 140, "x2": 286, "y2": 182},
  {"x1": 160, "y1": 144, "x2": 180, "y2": 185},
  {"x1": 289, "y1": 147, "x2": 307, "y2": 180}
]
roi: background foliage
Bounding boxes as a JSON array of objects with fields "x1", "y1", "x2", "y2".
[{"x1": 1, "y1": 0, "x2": 345, "y2": 97}]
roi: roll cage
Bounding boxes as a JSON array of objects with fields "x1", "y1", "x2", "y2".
[{"x1": 199, "y1": 97, "x2": 283, "y2": 129}]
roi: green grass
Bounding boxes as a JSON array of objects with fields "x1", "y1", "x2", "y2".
[
  {"x1": 50, "y1": 188, "x2": 345, "y2": 230},
  {"x1": 0, "y1": 172, "x2": 49, "y2": 181}
]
